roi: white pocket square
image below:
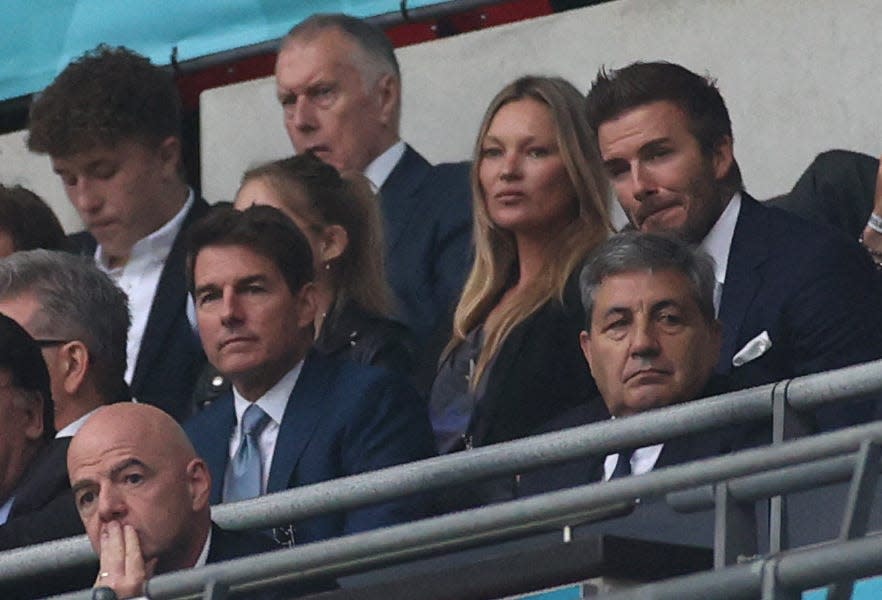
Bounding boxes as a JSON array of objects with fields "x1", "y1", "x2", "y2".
[{"x1": 732, "y1": 331, "x2": 772, "y2": 367}]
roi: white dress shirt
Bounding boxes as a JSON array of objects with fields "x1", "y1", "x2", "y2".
[
  {"x1": 699, "y1": 192, "x2": 742, "y2": 316},
  {"x1": 363, "y1": 139, "x2": 406, "y2": 191},
  {"x1": 55, "y1": 408, "x2": 100, "y2": 439},
  {"x1": 603, "y1": 444, "x2": 665, "y2": 481},
  {"x1": 227, "y1": 361, "x2": 304, "y2": 494},
  {"x1": 95, "y1": 191, "x2": 194, "y2": 384}
]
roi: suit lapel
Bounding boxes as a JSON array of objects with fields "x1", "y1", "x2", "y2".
[
  {"x1": 716, "y1": 195, "x2": 769, "y2": 373},
  {"x1": 266, "y1": 352, "x2": 335, "y2": 493},
  {"x1": 205, "y1": 394, "x2": 236, "y2": 504},
  {"x1": 379, "y1": 145, "x2": 433, "y2": 253},
  {"x1": 131, "y1": 197, "x2": 210, "y2": 394}
]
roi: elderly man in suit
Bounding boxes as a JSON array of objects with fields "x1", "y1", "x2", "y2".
[
  {"x1": 67, "y1": 403, "x2": 302, "y2": 600},
  {"x1": 27, "y1": 45, "x2": 207, "y2": 421},
  {"x1": 274, "y1": 14, "x2": 472, "y2": 383},
  {"x1": 183, "y1": 205, "x2": 435, "y2": 546},
  {"x1": 585, "y1": 61, "x2": 882, "y2": 432}
]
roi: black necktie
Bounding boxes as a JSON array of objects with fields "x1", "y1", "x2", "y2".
[{"x1": 610, "y1": 448, "x2": 636, "y2": 480}]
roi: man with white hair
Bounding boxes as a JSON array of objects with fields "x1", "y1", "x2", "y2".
[{"x1": 275, "y1": 14, "x2": 472, "y2": 370}]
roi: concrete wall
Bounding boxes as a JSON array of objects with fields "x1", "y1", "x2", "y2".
[{"x1": 2, "y1": 0, "x2": 880, "y2": 230}]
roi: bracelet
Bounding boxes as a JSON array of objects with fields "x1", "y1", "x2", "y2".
[{"x1": 867, "y1": 212, "x2": 882, "y2": 234}]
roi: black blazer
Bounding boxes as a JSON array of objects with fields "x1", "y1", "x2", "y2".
[
  {"x1": 717, "y1": 194, "x2": 882, "y2": 430},
  {"x1": 68, "y1": 197, "x2": 210, "y2": 421},
  {"x1": 0, "y1": 438, "x2": 94, "y2": 599},
  {"x1": 517, "y1": 378, "x2": 743, "y2": 496},
  {"x1": 768, "y1": 149, "x2": 879, "y2": 239},
  {"x1": 441, "y1": 273, "x2": 601, "y2": 450},
  {"x1": 0, "y1": 437, "x2": 83, "y2": 550}
]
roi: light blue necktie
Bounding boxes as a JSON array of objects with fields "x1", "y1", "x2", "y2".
[{"x1": 224, "y1": 403, "x2": 270, "y2": 502}]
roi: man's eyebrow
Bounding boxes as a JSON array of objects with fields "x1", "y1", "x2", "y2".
[
  {"x1": 599, "y1": 306, "x2": 630, "y2": 320},
  {"x1": 70, "y1": 478, "x2": 96, "y2": 495},
  {"x1": 109, "y1": 457, "x2": 148, "y2": 480}
]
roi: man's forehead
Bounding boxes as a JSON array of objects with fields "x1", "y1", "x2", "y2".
[
  {"x1": 596, "y1": 269, "x2": 695, "y2": 306},
  {"x1": 598, "y1": 101, "x2": 691, "y2": 151},
  {"x1": 50, "y1": 140, "x2": 148, "y2": 168},
  {"x1": 194, "y1": 244, "x2": 281, "y2": 283}
]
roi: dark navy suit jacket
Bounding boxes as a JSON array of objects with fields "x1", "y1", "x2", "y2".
[
  {"x1": 717, "y1": 195, "x2": 882, "y2": 430},
  {"x1": 380, "y1": 145, "x2": 472, "y2": 344},
  {"x1": 68, "y1": 197, "x2": 210, "y2": 421},
  {"x1": 184, "y1": 351, "x2": 436, "y2": 545}
]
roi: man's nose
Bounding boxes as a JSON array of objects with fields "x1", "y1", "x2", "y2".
[
  {"x1": 631, "y1": 163, "x2": 656, "y2": 202},
  {"x1": 290, "y1": 98, "x2": 318, "y2": 133},
  {"x1": 219, "y1": 288, "x2": 243, "y2": 326},
  {"x1": 630, "y1": 320, "x2": 661, "y2": 357},
  {"x1": 70, "y1": 177, "x2": 103, "y2": 214},
  {"x1": 96, "y1": 487, "x2": 127, "y2": 523}
]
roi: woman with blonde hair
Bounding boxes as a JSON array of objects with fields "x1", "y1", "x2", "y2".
[{"x1": 430, "y1": 75, "x2": 612, "y2": 482}]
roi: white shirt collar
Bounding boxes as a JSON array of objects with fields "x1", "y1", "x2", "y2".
[
  {"x1": 231, "y1": 360, "x2": 304, "y2": 427},
  {"x1": 603, "y1": 444, "x2": 665, "y2": 481},
  {"x1": 193, "y1": 526, "x2": 212, "y2": 569},
  {"x1": 363, "y1": 140, "x2": 405, "y2": 190},
  {"x1": 0, "y1": 495, "x2": 14, "y2": 525},
  {"x1": 95, "y1": 189, "x2": 194, "y2": 270},
  {"x1": 55, "y1": 407, "x2": 101, "y2": 439},
  {"x1": 699, "y1": 191, "x2": 741, "y2": 289}
]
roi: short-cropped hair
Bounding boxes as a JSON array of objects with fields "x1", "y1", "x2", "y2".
[
  {"x1": 580, "y1": 231, "x2": 717, "y2": 328},
  {"x1": 186, "y1": 205, "x2": 315, "y2": 297},
  {"x1": 0, "y1": 250, "x2": 130, "y2": 403},
  {"x1": 27, "y1": 44, "x2": 181, "y2": 157},
  {"x1": 585, "y1": 61, "x2": 741, "y2": 189},
  {"x1": 0, "y1": 185, "x2": 67, "y2": 253}
]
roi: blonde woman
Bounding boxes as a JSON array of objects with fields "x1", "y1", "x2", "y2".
[{"x1": 430, "y1": 76, "x2": 612, "y2": 469}]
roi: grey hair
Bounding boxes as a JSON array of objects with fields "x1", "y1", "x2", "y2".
[
  {"x1": 282, "y1": 13, "x2": 399, "y2": 89},
  {"x1": 579, "y1": 231, "x2": 717, "y2": 328},
  {"x1": 0, "y1": 250, "x2": 130, "y2": 401}
]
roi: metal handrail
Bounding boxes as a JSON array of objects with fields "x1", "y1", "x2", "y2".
[
  {"x1": 3, "y1": 358, "x2": 882, "y2": 583},
  {"x1": 599, "y1": 532, "x2": 882, "y2": 600},
  {"x1": 46, "y1": 420, "x2": 882, "y2": 599}
]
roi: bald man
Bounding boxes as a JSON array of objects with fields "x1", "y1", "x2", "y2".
[{"x1": 67, "y1": 403, "x2": 291, "y2": 599}]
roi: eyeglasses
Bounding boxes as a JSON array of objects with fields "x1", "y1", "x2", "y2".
[{"x1": 33, "y1": 339, "x2": 71, "y2": 348}]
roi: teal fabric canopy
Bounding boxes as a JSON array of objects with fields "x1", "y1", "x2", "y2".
[{"x1": 0, "y1": 0, "x2": 443, "y2": 101}]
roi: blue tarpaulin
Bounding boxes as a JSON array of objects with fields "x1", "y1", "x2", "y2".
[{"x1": 0, "y1": 1, "x2": 445, "y2": 101}]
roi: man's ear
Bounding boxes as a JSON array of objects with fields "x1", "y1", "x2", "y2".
[
  {"x1": 711, "y1": 135, "x2": 735, "y2": 182},
  {"x1": 374, "y1": 73, "x2": 400, "y2": 127},
  {"x1": 22, "y1": 392, "x2": 45, "y2": 442},
  {"x1": 579, "y1": 330, "x2": 594, "y2": 373},
  {"x1": 57, "y1": 341, "x2": 90, "y2": 397},
  {"x1": 186, "y1": 458, "x2": 212, "y2": 511},
  {"x1": 295, "y1": 283, "x2": 318, "y2": 328},
  {"x1": 318, "y1": 224, "x2": 349, "y2": 264},
  {"x1": 156, "y1": 136, "x2": 182, "y2": 178}
]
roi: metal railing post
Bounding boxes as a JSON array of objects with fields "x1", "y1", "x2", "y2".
[
  {"x1": 713, "y1": 482, "x2": 757, "y2": 568},
  {"x1": 769, "y1": 380, "x2": 811, "y2": 555},
  {"x1": 826, "y1": 440, "x2": 882, "y2": 600}
]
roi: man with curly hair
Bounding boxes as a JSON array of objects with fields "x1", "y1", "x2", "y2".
[{"x1": 27, "y1": 45, "x2": 208, "y2": 422}]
